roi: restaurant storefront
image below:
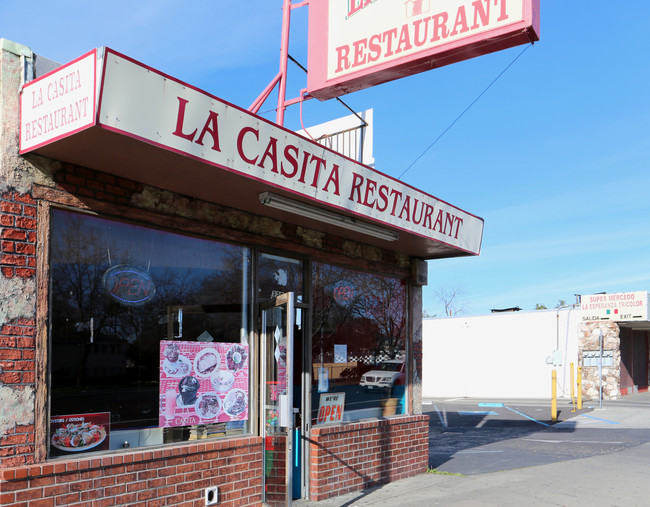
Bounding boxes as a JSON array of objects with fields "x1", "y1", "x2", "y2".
[{"x1": 0, "y1": 41, "x2": 483, "y2": 506}]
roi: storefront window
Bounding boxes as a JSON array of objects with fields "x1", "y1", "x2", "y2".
[
  {"x1": 257, "y1": 253, "x2": 304, "y2": 303},
  {"x1": 311, "y1": 263, "x2": 407, "y2": 424},
  {"x1": 49, "y1": 209, "x2": 251, "y2": 457}
]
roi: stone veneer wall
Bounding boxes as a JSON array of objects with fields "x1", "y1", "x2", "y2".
[{"x1": 578, "y1": 321, "x2": 621, "y2": 400}]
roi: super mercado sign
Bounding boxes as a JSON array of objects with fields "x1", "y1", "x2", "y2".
[
  {"x1": 307, "y1": 0, "x2": 540, "y2": 100},
  {"x1": 580, "y1": 292, "x2": 649, "y2": 323}
]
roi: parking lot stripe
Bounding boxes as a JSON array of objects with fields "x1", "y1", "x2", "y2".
[
  {"x1": 581, "y1": 414, "x2": 621, "y2": 425},
  {"x1": 433, "y1": 404, "x2": 448, "y2": 428},
  {"x1": 457, "y1": 450, "x2": 505, "y2": 454},
  {"x1": 523, "y1": 438, "x2": 625, "y2": 444},
  {"x1": 503, "y1": 405, "x2": 550, "y2": 426}
]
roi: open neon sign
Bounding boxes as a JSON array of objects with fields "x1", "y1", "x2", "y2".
[
  {"x1": 102, "y1": 265, "x2": 156, "y2": 306},
  {"x1": 333, "y1": 281, "x2": 355, "y2": 306}
]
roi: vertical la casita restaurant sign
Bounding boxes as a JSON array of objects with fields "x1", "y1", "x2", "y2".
[
  {"x1": 20, "y1": 49, "x2": 484, "y2": 255},
  {"x1": 20, "y1": 49, "x2": 97, "y2": 153},
  {"x1": 308, "y1": 0, "x2": 540, "y2": 100}
]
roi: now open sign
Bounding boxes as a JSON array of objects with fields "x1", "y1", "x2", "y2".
[
  {"x1": 102, "y1": 265, "x2": 156, "y2": 306},
  {"x1": 317, "y1": 392, "x2": 345, "y2": 425}
]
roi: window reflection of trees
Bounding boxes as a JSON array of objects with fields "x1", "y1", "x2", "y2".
[
  {"x1": 50, "y1": 210, "x2": 249, "y2": 428},
  {"x1": 312, "y1": 263, "x2": 406, "y2": 370},
  {"x1": 257, "y1": 254, "x2": 303, "y2": 303}
]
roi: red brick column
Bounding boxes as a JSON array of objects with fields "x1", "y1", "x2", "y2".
[
  {"x1": 0, "y1": 191, "x2": 38, "y2": 468},
  {"x1": 0, "y1": 317, "x2": 36, "y2": 468},
  {"x1": 309, "y1": 415, "x2": 429, "y2": 501},
  {"x1": 1, "y1": 191, "x2": 37, "y2": 280}
]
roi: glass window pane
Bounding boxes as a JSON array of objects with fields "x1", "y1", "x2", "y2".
[
  {"x1": 49, "y1": 209, "x2": 251, "y2": 456},
  {"x1": 258, "y1": 253, "x2": 304, "y2": 303},
  {"x1": 311, "y1": 263, "x2": 407, "y2": 424}
]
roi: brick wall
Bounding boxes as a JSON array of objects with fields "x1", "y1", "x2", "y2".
[
  {"x1": 0, "y1": 191, "x2": 37, "y2": 280},
  {"x1": 309, "y1": 415, "x2": 429, "y2": 501},
  {"x1": 0, "y1": 437, "x2": 263, "y2": 507},
  {"x1": 52, "y1": 162, "x2": 144, "y2": 206},
  {"x1": 0, "y1": 317, "x2": 36, "y2": 468},
  {"x1": 0, "y1": 190, "x2": 38, "y2": 468}
]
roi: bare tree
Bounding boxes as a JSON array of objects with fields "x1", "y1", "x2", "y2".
[{"x1": 435, "y1": 282, "x2": 468, "y2": 316}]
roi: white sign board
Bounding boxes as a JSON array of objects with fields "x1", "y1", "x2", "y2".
[
  {"x1": 580, "y1": 291, "x2": 649, "y2": 322},
  {"x1": 307, "y1": 0, "x2": 540, "y2": 99},
  {"x1": 97, "y1": 50, "x2": 483, "y2": 255},
  {"x1": 317, "y1": 392, "x2": 345, "y2": 424},
  {"x1": 327, "y1": 0, "x2": 524, "y2": 80},
  {"x1": 582, "y1": 350, "x2": 614, "y2": 368},
  {"x1": 20, "y1": 49, "x2": 97, "y2": 152}
]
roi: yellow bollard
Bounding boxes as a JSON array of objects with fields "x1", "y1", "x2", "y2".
[
  {"x1": 577, "y1": 366, "x2": 582, "y2": 410},
  {"x1": 552, "y1": 370, "x2": 557, "y2": 422},
  {"x1": 570, "y1": 363, "x2": 575, "y2": 411}
]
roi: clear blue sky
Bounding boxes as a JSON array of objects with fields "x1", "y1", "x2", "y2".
[{"x1": 3, "y1": 1, "x2": 649, "y2": 316}]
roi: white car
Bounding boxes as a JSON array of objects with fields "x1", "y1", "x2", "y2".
[{"x1": 359, "y1": 360, "x2": 405, "y2": 390}]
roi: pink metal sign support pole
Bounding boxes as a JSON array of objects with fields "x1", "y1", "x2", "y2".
[
  {"x1": 249, "y1": 72, "x2": 282, "y2": 115},
  {"x1": 249, "y1": 0, "x2": 309, "y2": 126},
  {"x1": 275, "y1": 0, "x2": 292, "y2": 126}
]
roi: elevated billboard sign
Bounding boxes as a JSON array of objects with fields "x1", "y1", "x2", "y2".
[
  {"x1": 307, "y1": 0, "x2": 540, "y2": 100},
  {"x1": 580, "y1": 291, "x2": 649, "y2": 323}
]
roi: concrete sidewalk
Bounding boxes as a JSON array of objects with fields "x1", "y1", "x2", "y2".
[
  {"x1": 297, "y1": 441, "x2": 650, "y2": 506},
  {"x1": 296, "y1": 393, "x2": 650, "y2": 506},
  {"x1": 557, "y1": 390, "x2": 650, "y2": 429}
]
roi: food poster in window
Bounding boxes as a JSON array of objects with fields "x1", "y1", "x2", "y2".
[
  {"x1": 159, "y1": 341, "x2": 249, "y2": 427},
  {"x1": 50, "y1": 412, "x2": 110, "y2": 456}
]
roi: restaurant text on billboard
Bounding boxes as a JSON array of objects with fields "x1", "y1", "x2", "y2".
[
  {"x1": 308, "y1": 0, "x2": 540, "y2": 99},
  {"x1": 334, "y1": 0, "x2": 514, "y2": 76}
]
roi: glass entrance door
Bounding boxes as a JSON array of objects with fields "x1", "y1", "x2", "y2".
[{"x1": 261, "y1": 292, "x2": 295, "y2": 506}]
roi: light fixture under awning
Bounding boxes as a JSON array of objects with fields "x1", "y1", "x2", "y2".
[{"x1": 259, "y1": 192, "x2": 399, "y2": 242}]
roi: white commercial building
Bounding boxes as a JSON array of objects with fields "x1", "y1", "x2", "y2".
[{"x1": 423, "y1": 292, "x2": 650, "y2": 401}]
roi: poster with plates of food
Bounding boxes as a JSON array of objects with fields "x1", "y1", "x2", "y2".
[
  {"x1": 159, "y1": 340, "x2": 249, "y2": 428},
  {"x1": 50, "y1": 412, "x2": 110, "y2": 456}
]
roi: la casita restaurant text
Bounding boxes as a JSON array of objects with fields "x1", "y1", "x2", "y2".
[{"x1": 172, "y1": 96, "x2": 465, "y2": 241}]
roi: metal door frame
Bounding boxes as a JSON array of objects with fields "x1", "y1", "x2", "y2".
[{"x1": 260, "y1": 292, "x2": 295, "y2": 506}]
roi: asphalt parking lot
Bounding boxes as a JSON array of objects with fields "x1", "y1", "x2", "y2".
[
  {"x1": 298, "y1": 393, "x2": 650, "y2": 506},
  {"x1": 423, "y1": 396, "x2": 650, "y2": 475}
]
